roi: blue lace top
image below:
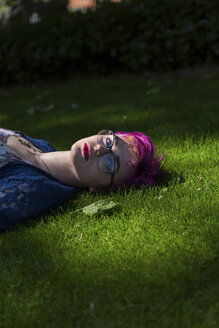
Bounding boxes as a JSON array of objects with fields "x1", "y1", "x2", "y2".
[{"x1": 0, "y1": 129, "x2": 75, "y2": 230}]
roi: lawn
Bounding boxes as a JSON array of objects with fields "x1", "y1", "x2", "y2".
[{"x1": 0, "y1": 74, "x2": 218, "y2": 328}]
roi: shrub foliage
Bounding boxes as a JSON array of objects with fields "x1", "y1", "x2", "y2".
[{"x1": 0, "y1": 0, "x2": 218, "y2": 84}]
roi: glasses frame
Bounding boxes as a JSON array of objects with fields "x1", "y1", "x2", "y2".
[{"x1": 97, "y1": 129, "x2": 116, "y2": 186}]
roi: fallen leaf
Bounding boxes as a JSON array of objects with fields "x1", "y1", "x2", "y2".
[
  {"x1": 26, "y1": 104, "x2": 55, "y2": 115},
  {"x1": 26, "y1": 106, "x2": 41, "y2": 115},
  {"x1": 147, "y1": 86, "x2": 160, "y2": 95},
  {"x1": 73, "y1": 199, "x2": 119, "y2": 216},
  {"x1": 83, "y1": 200, "x2": 119, "y2": 216},
  {"x1": 40, "y1": 104, "x2": 54, "y2": 112},
  {"x1": 36, "y1": 91, "x2": 50, "y2": 100}
]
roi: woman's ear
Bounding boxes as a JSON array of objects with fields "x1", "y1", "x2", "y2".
[{"x1": 89, "y1": 186, "x2": 96, "y2": 194}]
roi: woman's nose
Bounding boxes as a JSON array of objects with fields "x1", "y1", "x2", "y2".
[{"x1": 94, "y1": 144, "x2": 107, "y2": 156}]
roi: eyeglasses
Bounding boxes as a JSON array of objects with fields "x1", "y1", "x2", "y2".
[{"x1": 97, "y1": 129, "x2": 117, "y2": 186}]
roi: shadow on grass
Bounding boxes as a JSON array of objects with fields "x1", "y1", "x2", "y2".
[
  {"x1": 0, "y1": 211, "x2": 218, "y2": 325},
  {"x1": 0, "y1": 77, "x2": 218, "y2": 325},
  {"x1": 0, "y1": 76, "x2": 218, "y2": 147}
]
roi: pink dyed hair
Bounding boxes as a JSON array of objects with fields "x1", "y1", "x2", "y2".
[{"x1": 114, "y1": 131, "x2": 165, "y2": 189}]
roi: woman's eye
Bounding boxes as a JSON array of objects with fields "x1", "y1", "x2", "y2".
[
  {"x1": 107, "y1": 158, "x2": 112, "y2": 169},
  {"x1": 105, "y1": 137, "x2": 111, "y2": 147}
]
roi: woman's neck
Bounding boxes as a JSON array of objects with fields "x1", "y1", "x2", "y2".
[
  {"x1": 37, "y1": 151, "x2": 82, "y2": 187},
  {"x1": 6, "y1": 134, "x2": 81, "y2": 187}
]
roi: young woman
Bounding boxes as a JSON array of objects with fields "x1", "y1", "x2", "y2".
[{"x1": 0, "y1": 127, "x2": 165, "y2": 230}]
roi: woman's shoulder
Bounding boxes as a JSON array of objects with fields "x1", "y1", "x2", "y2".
[
  {"x1": 0, "y1": 161, "x2": 75, "y2": 230},
  {"x1": 0, "y1": 126, "x2": 56, "y2": 153},
  {"x1": 16, "y1": 131, "x2": 56, "y2": 153}
]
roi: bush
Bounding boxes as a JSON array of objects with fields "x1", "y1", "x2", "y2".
[{"x1": 0, "y1": 0, "x2": 218, "y2": 84}]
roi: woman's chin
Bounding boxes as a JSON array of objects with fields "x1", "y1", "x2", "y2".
[{"x1": 71, "y1": 142, "x2": 82, "y2": 158}]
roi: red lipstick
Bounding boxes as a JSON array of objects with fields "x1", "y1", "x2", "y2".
[{"x1": 83, "y1": 143, "x2": 91, "y2": 161}]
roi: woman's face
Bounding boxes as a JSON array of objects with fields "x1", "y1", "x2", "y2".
[{"x1": 71, "y1": 133, "x2": 135, "y2": 191}]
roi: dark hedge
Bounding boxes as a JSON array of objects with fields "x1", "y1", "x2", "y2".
[{"x1": 0, "y1": 0, "x2": 219, "y2": 84}]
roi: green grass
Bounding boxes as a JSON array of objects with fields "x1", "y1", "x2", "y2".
[{"x1": 0, "y1": 75, "x2": 218, "y2": 327}]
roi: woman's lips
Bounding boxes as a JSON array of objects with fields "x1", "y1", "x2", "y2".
[{"x1": 83, "y1": 143, "x2": 91, "y2": 161}]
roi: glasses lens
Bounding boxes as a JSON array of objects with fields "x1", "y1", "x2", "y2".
[
  {"x1": 98, "y1": 152, "x2": 115, "y2": 173},
  {"x1": 98, "y1": 130, "x2": 114, "y2": 149}
]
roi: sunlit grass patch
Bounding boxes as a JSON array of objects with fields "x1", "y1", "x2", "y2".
[{"x1": 0, "y1": 75, "x2": 218, "y2": 327}]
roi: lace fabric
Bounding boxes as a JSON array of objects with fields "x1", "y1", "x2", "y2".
[
  {"x1": 0, "y1": 127, "x2": 41, "y2": 168},
  {"x1": 0, "y1": 128, "x2": 75, "y2": 230},
  {"x1": 0, "y1": 128, "x2": 22, "y2": 167}
]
